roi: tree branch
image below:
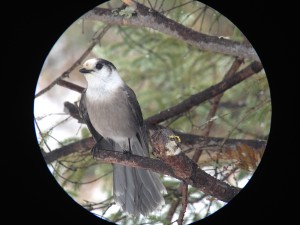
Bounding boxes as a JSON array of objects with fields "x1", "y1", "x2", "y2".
[
  {"x1": 202, "y1": 58, "x2": 244, "y2": 136},
  {"x1": 145, "y1": 61, "x2": 263, "y2": 124},
  {"x1": 166, "y1": 199, "x2": 180, "y2": 223},
  {"x1": 50, "y1": 101, "x2": 266, "y2": 172},
  {"x1": 43, "y1": 125, "x2": 266, "y2": 166},
  {"x1": 58, "y1": 79, "x2": 84, "y2": 94},
  {"x1": 192, "y1": 58, "x2": 243, "y2": 162},
  {"x1": 151, "y1": 128, "x2": 241, "y2": 202},
  {"x1": 177, "y1": 183, "x2": 188, "y2": 225},
  {"x1": 89, "y1": 144, "x2": 240, "y2": 202},
  {"x1": 41, "y1": 137, "x2": 95, "y2": 164},
  {"x1": 35, "y1": 24, "x2": 111, "y2": 98},
  {"x1": 172, "y1": 129, "x2": 266, "y2": 151},
  {"x1": 83, "y1": 2, "x2": 259, "y2": 61}
]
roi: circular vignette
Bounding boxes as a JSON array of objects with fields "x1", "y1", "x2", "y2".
[{"x1": 34, "y1": 1, "x2": 271, "y2": 224}]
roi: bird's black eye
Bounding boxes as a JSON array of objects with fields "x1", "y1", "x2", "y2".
[{"x1": 96, "y1": 62, "x2": 103, "y2": 70}]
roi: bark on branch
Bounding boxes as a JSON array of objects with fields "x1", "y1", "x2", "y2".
[
  {"x1": 150, "y1": 128, "x2": 241, "y2": 202},
  {"x1": 43, "y1": 127, "x2": 266, "y2": 166},
  {"x1": 88, "y1": 135, "x2": 240, "y2": 203},
  {"x1": 46, "y1": 102, "x2": 266, "y2": 167},
  {"x1": 83, "y1": 2, "x2": 259, "y2": 61}
]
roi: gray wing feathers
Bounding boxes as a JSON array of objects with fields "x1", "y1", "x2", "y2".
[
  {"x1": 123, "y1": 85, "x2": 144, "y2": 126},
  {"x1": 123, "y1": 85, "x2": 150, "y2": 153}
]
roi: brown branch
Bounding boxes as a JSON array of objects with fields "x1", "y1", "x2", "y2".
[
  {"x1": 177, "y1": 183, "x2": 188, "y2": 225},
  {"x1": 62, "y1": 101, "x2": 267, "y2": 154},
  {"x1": 57, "y1": 80, "x2": 84, "y2": 94},
  {"x1": 202, "y1": 58, "x2": 244, "y2": 136},
  {"x1": 42, "y1": 133, "x2": 243, "y2": 203},
  {"x1": 192, "y1": 58, "x2": 243, "y2": 162},
  {"x1": 41, "y1": 137, "x2": 95, "y2": 164},
  {"x1": 166, "y1": 199, "x2": 180, "y2": 223},
  {"x1": 35, "y1": 24, "x2": 111, "y2": 98},
  {"x1": 172, "y1": 129, "x2": 266, "y2": 151},
  {"x1": 150, "y1": 128, "x2": 241, "y2": 202},
  {"x1": 83, "y1": 2, "x2": 259, "y2": 61},
  {"x1": 146, "y1": 61, "x2": 263, "y2": 125},
  {"x1": 92, "y1": 148, "x2": 240, "y2": 202},
  {"x1": 43, "y1": 130, "x2": 266, "y2": 165},
  {"x1": 44, "y1": 102, "x2": 266, "y2": 170}
]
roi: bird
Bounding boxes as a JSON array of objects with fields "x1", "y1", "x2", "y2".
[{"x1": 78, "y1": 58, "x2": 166, "y2": 216}]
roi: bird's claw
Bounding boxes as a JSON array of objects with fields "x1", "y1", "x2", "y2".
[{"x1": 91, "y1": 145, "x2": 98, "y2": 159}]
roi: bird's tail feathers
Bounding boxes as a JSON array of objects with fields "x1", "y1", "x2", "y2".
[
  {"x1": 113, "y1": 164, "x2": 166, "y2": 216},
  {"x1": 113, "y1": 135, "x2": 166, "y2": 216}
]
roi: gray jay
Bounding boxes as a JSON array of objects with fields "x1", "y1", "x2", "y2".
[{"x1": 79, "y1": 58, "x2": 166, "y2": 216}]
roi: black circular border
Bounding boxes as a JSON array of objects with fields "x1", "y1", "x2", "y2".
[{"x1": 8, "y1": 0, "x2": 297, "y2": 224}]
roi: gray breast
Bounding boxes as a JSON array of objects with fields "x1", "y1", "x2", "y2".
[{"x1": 85, "y1": 89, "x2": 138, "y2": 140}]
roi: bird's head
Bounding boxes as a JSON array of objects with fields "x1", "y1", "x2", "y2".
[
  {"x1": 79, "y1": 58, "x2": 123, "y2": 90},
  {"x1": 80, "y1": 58, "x2": 116, "y2": 77}
]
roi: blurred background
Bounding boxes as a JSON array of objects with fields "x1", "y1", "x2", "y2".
[{"x1": 34, "y1": 0, "x2": 271, "y2": 224}]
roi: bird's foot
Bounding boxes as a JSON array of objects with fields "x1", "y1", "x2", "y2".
[
  {"x1": 123, "y1": 149, "x2": 132, "y2": 155},
  {"x1": 125, "y1": 138, "x2": 133, "y2": 155},
  {"x1": 91, "y1": 145, "x2": 98, "y2": 159}
]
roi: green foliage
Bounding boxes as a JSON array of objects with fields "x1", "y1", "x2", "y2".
[
  {"x1": 118, "y1": 6, "x2": 136, "y2": 18},
  {"x1": 80, "y1": 127, "x2": 91, "y2": 138}
]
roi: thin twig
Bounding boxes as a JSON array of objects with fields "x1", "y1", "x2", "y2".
[
  {"x1": 192, "y1": 58, "x2": 243, "y2": 163},
  {"x1": 189, "y1": 167, "x2": 239, "y2": 204},
  {"x1": 146, "y1": 0, "x2": 153, "y2": 9},
  {"x1": 161, "y1": 0, "x2": 195, "y2": 13},
  {"x1": 221, "y1": 99, "x2": 269, "y2": 148},
  {"x1": 203, "y1": 59, "x2": 243, "y2": 136},
  {"x1": 34, "y1": 117, "x2": 52, "y2": 153},
  {"x1": 54, "y1": 167, "x2": 112, "y2": 185},
  {"x1": 177, "y1": 183, "x2": 188, "y2": 225},
  {"x1": 57, "y1": 79, "x2": 84, "y2": 93},
  {"x1": 166, "y1": 199, "x2": 180, "y2": 223},
  {"x1": 204, "y1": 198, "x2": 213, "y2": 217},
  {"x1": 35, "y1": 24, "x2": 111, "y2": 98},
  {"x1": 180, "y1": 6, "x2": 203, "y2": 25},
  {"x1": 158, "y1": 0, "x2": 166, "y2": 11}
]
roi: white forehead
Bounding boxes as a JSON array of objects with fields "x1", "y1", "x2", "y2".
[{"x1": 82, "y1": 58, "x2": 98, "y2": 70}]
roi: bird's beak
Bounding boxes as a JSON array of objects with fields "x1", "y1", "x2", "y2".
[{"x1": 79, "y1": 68, "x2": 93, "y2": 74}]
